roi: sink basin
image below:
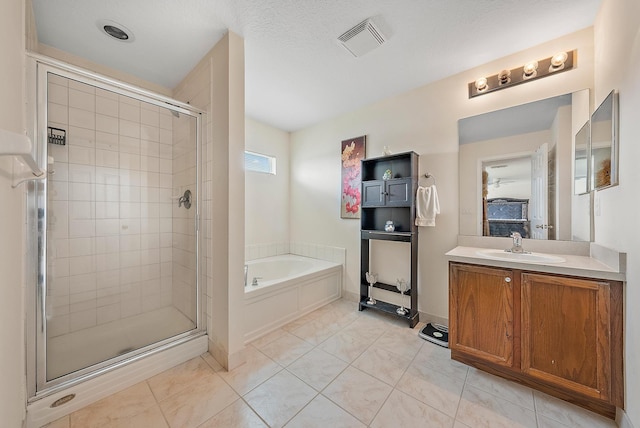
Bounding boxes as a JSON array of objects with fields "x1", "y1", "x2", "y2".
[{"x1": 476, "y1": 249, "x2": 566, "y2": 264}]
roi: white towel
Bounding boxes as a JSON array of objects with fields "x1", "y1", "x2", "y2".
[{"x1": 415, "y1": 185, "x2": 440, "y2": 227}]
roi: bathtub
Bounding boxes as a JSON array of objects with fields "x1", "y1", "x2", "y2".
[{"x1": 244, "y1": 254, "x2": 342, "y2": 342}]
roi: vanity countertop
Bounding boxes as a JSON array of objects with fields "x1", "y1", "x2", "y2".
[{"x1": 446, "y1": 246, "x2": 626, "y2": 281}]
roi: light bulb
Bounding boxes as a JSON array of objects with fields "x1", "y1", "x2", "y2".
[
  {"x1": 550, "y1": 51, "x2": 568, "y2": 68},
  {"x1": 475, "y1": 77, "x2": 488, "y2": 91},
  {"x1": 498, "y1": 69, "x2": 511, "y2": 85},
  {"x1": 523, "y1": 61, "x2": 538, "y2": 78}
]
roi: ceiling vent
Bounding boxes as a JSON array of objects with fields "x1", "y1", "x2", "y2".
[{"x1": 338, "y1": 18, "x2": 387, "y2": 58}]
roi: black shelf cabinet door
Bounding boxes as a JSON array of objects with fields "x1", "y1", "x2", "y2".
[
  {"x1": 385, "y1": 178, "x2": 412, "y2": 206},
  {"x1": 362, "y1": 181, "x2": 385, "y2": 207}
]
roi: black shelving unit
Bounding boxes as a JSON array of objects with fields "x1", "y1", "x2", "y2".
[{"x1": 358, "y1": 151, "x2": 419, "y2": 327}]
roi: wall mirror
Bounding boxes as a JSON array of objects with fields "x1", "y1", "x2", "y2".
[
  {"x1": 458, "y1": 89, "x2": 592, "y2": 241},
  {"x1": 590, "y1": 90, "x2": 619, "y2": 190},
  {"x1": 574, "y1": 121, "x2": 590, "y2": 195}
]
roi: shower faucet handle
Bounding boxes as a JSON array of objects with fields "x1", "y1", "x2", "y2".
[{"x1": 178, "y1": 189, "x2": 192, "y2": 209}]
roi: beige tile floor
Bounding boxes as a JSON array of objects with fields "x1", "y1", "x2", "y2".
[{"x1": 45, "y1": 299, "x2": 618, "y2": 428}]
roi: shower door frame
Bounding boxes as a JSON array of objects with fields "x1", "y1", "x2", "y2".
[{"x1": 26, "y1": 54, "x2": 205, "y2": 401}]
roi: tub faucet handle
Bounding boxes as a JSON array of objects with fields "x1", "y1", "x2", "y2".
[{"x1": 251, "y1": 277, "x2": 262, "y2": 286}]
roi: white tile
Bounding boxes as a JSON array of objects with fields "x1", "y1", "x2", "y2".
[
  {"x1": 67, "y1": 127, "x2": 95, "y2": 150},
  {"x1": 68, "y1": 163, "x2": 95, "y2": 183},
  {"x1": 119, "y1": 102, "x2": 140, "y2": 122},
  {"x1": 96, "y1": 96, "x2": 118, "y2": 117},
  {"x1": 69, "y1": 308, "x2": 97, "y2": 332},
  {"x1": 456, "y1": 385, "x2": 537, "y2": 428},
  {"x1": 96, "y1": 149, "x2": 119, "y2": 168},
  {"x1": 96, "y1": 114, "x2": 119, "y2": 135},
  {"x1": 95, "y1": 184, "x2": 119, "y2": 202},
  {"x1": 68, "y1": 107, "x2": 95, "y2": 129},
  {"x1": 48, "y1": 103, "x2": 68, "y2": 124},
  {"x1": 48, "y1": 83, "x2": 68, "y2": 105},
  {"x1": 97, "y1": 303, "x2": 120, "y2": 324},
  {"x1": 69, "y1": 201, "x2": 93, "y2": 219},
  {"x1": 120, "y1": 235, "x2": 141, "y2": 251},
  {"x1": 48, "y1": 143, "x2": 69, "y2": 163},
  {"x1": 95, "y1": 219, "x2": 119, "y2": 236},
  {"x1": 159, "y1": 128, "x2": 172, "y2": 144},
  {"x1": 95, "y1": 202, "x2": 119, "y2": 219},
  {"x1": 120, "y1": 202, "x2": 141, "y2": 218},
  {"x1": 96, "y1": 253, "x2": 120, "y2": 272},
  {"x1": 140, "y1": 124, "x2": 159, "y2": 142},
  {"x1": 95, "y1": 132, "x2": 119, "y2": 152},
  {"x1": 68, "y1": 80, "x2": 94, "y2": 94},
  {"x1": 95, "y1": 236, "x2": 119, "y2": 254},
  {"x1": 69, "y1": 182, "x2": 92, "y2": 201},
  {"x1": 69, "y1": 273, "x2": 96, "y2": 294},
  {"x1": 141, "y1": 140, "x2": 160, "y2": 157},
  {"x1": 68, "y1": 238, "x2": 93, "y2": 257},
  {"x1": 69, "y1": 255, "x2": 95, "y2": 276},
  {"x1": 69, "y1": 89, "x2": 95, "y2": 111},
  {"x1": 119, "y1": 136, "x2": 141, "y2": 154},
  {"x1": 120, "y1": 153, "x2": 141, "y2": 170},
  {"x1": 119, "y1": 119, "x2": 140, "y2": 138},
  {"x1": 95, "y1": 167, "x2": 120, "y2": 185},
  {"x1": 68, "y1": 146, "x2": 95, "y2": 166},
  {"x1": 69, "y1": 220, "x2": 95, "y2": 238},
  {"x1": 140, "y1": 108, "x2": 159, "y2": 127}
]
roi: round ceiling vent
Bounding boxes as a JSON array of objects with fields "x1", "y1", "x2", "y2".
[{"x1": 96, "y1": 20, "x2": 135, "y2": 43}]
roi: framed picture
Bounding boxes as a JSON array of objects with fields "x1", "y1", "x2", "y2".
[{"x1": 340, "y1": 135, "x2": 366, "y2": 219}]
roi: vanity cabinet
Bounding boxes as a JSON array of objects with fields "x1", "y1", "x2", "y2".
[
  {"x1": 449, "y1": 264, "x2": 515, "y2": 368},
  {"x1": 359, "y1": 152, "x2": 418, "y2": 327},
  {"x1": 449, "y1": 262, "x2": 623, "y2": 418}
]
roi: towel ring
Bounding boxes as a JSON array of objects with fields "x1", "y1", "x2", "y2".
[{"x1": 421, "y1": 173, "x2": 436, "y2": 185}]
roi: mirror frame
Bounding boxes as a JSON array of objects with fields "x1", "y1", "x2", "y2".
[
  {"x1": 590, "y1": 90, "x2": 619, "y2": 190},
  {"x1": 573, "y1": 121, "x2": 591, "y2": 195}
]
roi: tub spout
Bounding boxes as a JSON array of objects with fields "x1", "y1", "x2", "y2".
[{"x1": 251, "y1": 277, "x2": 262, "y2": 286}]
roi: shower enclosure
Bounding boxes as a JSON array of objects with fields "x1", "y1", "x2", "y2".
[{"x1": 28, "y1": 58, "x2": 204, "y2": 398}]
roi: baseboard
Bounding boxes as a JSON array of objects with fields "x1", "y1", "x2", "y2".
[
  {"x1": 618, "y1": 407, "x2": 636, "y2": 428},
  {"x1": 26, "y1": 334, "x2": 207, "y2": 428}
]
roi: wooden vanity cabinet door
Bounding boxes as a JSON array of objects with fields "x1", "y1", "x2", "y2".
[
  {"x1": 449, "y1": 263, "x2": 515, "y2": 367},
  {"x1": 521, "y1": 273, "x2": 621, "y2": 405}
]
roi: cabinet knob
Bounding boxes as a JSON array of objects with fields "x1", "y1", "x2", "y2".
[{"x1": 505, "y1": 277, "x2": 511, "y2": 283}]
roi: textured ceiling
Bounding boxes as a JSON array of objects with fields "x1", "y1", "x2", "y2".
[{"x1": 33, "y1": 0, "x2": 601, "y2": 131}]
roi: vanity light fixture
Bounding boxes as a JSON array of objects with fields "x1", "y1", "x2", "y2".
[{"x1": 468, "y1": 50, "x2": 576, "y2": 98}]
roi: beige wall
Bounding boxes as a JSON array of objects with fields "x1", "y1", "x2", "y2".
[
  {"x1": 245, "y1": 118, "x2": 290, "y2": 250},
  {"x1": 291, "y1": 27, "x2": 594, "y2": 320},
  {"x1": 594, "y1": 0, "x2": 640, "y2": 425},
  {"x1": 0, "y1": 0, "x2": 27, "y2": 426}
]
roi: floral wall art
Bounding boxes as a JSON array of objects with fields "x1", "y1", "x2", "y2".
[{"x1": 340, "y1": 135, "x2": 366, "y2": 219}]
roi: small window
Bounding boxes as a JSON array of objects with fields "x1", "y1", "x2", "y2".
[{"x1": 244, "y1": 151, "x2": 276, "y2": 174}]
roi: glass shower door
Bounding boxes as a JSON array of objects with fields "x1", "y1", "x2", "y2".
[{"x1": 40, "y1": 68, "x2": 200, "y2": 387}]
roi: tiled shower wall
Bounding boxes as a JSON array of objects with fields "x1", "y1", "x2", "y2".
[{"x1": 46, "y1": 74, "x2": 180, "y2": 338}]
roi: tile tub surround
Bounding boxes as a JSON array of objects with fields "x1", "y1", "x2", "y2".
[{"x1": 44, "y1": 299, "x2": 616, "y2": 428}]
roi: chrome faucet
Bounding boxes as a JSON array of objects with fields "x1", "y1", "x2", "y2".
[
  {"x1": 507, "y1": 232, "x2": 527, "y2": 253},
  {"x1": 251, "y1": 277, "x2": 262, "y2": 286}
]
